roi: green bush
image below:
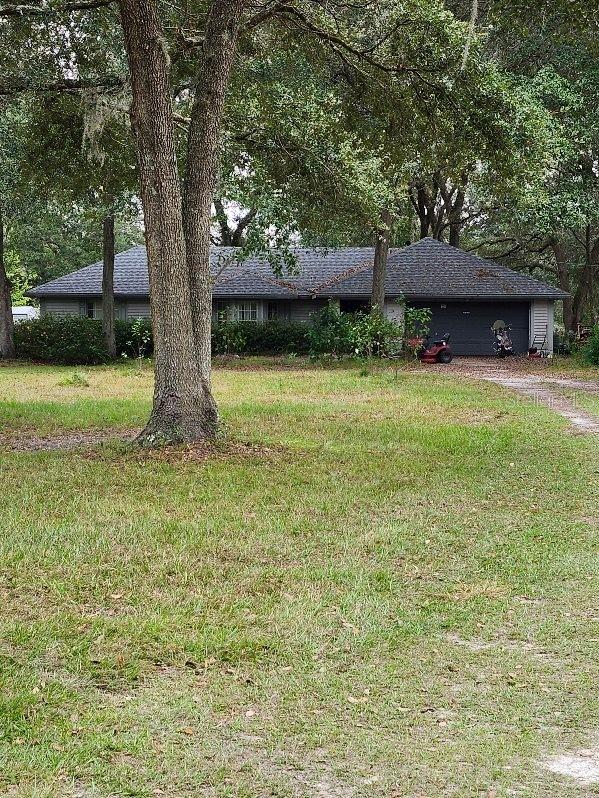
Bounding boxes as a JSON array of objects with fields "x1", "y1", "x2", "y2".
[
  {"x1": 117, "y1": 318, "x2": 153, "y2": 360},
  {"x1": 306, "y1": 302, "x2": 402, "y2": 359},
  {"x1": 13, "y1": 315, "x2": 155, "y2": 365},
  {"x1": 212, "y1": 320, "x2": 309, "y2": 355},
  {"x1": 14, "y1": 315, "x2": 109, "y2": 365},
  {"x1": 14, "y1": 315, "x2": 308, "y2": 363},
  {"x1": 15, "y1": 311, "x2": 407, "y2": 364},
  {"x1": 581, "y1": 325, "x2": 599, "y2": 365}
]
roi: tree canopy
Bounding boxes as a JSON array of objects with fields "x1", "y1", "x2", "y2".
[{"x1": 0, "y1": 0, "x2": 596, "y2": 435}]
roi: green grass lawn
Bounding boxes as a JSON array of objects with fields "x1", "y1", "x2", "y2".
[{"x1": 0, "y1": 361, "x2": 597, "y2": 797}]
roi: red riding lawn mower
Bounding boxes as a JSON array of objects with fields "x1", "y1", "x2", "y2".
[{"x1": 408, "y1": 333, "x2": 453, "y2": 364}]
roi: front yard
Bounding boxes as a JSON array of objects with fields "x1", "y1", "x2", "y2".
[{"x1": 0, "y1": 361, "x2": 597, "y2": 797}]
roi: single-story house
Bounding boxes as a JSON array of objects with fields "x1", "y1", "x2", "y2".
[{"x1": 27, "y1": 238, "x2": 568, "y2": 355}]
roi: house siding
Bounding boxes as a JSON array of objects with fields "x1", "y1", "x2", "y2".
[
  {"x1": 126, "y1": 301, "x2": 152, "y2": 320},
  {"x1": 530, "y1": 300, "x2": 554, "y2": 354},
  {"x1": 288, "y1": 299, "x2": 327, "y2": 322},
  {"x1": 41, "y1": 299, "x2": 80, "y2": 316}
]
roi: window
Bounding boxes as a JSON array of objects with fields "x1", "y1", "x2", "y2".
[
  {"x1": 267, "y1": 302, "x2": 290, "y2": 321},
  {"x1": 216, "y1": 300, "x2": 259, "y2": 322},
  {"x1": 235, "y1": 301, "x2": 257, "y2": 321},
  {"x1": 85, "y1": 301, "x2": 95, "y2": 319}
]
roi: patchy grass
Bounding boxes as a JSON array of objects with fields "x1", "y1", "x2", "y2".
[
  {"x1": 0, "y1": 361, "x2": 597, "y2": 797},
  {"x1": 576, "y1": 392, "x2": 599, "y2": 419}
]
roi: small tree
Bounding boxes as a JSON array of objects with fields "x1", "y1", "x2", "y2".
[{"x1": 403, "y1": 304, "x2": 432, "y2": 358}]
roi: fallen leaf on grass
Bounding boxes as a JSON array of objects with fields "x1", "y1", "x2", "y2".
[{"x1": 347, "y1": 695, "x2": 368, "y2": 705}]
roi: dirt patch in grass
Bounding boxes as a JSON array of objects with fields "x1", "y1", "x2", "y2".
[
  {"x1": 483, "y1": 377, "x2": 599, "y2": 433},
  {"x1": 443, "y1": 632, "x2": 554, "y2": 660},
  {"x1": 125, "y1": 438, "x2": 292, "y2": 465},
  {"x1": 542, "y1": 741, "x2": 599, "y2": 786},
  {"x1": 0, "y1": 427, "x2": 289, "y2": 462},
  {"x1": 0, "y1": 427, "x2": 139, "y2": 451}
]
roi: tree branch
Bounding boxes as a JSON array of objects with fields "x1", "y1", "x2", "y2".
[
  {"x1": 269, "y1": 4, "x2": 416, "y2": 76},
  {"x1": 0, "y1": 75, "x2": 124, "y2": 96},
  {"x1": 0, "y1": 0, "x2": 113, "y2": 17}
]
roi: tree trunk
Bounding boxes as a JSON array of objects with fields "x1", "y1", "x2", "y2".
[
  {"x1": 571, "y1": 228, "x2": 596, "y2": 331},
  {"x1": 183, "y1": 0, "x2": 246, "y2": 383},
  {"x1": 230, "y1": 207, "x2": 257, "y2": 246},
  {"x1": 0, "y1": 203, "x2": 15, "y2": 359},
  {"x1": 590, "y1": 236, "x2": 599, "y2": 325},
  {"x1": 551, "y1": 239, "x2": 574, "y2": 332},
  {"x1": 371, "y1": 209, "x2": 393, "y2": 314},
  {"x1": 416, "y1": 185, "x2": 429, "y2": 238},
  {"x1": 119, "y1": 0, "x2": 218, "y2": 443},
  {"x1": 102, "y1": 213, "x2": 116, "y2": 359},
  {"x1": 214, "y1": 197, "x2": 233, "y2": 246},
  {"x1": 448, "y1": 184, "x2": 466, "y2": 247}
]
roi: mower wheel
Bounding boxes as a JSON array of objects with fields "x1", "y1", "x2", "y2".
[{"x1": 437, "y1": 350, "x2": 452, "y2": 364}]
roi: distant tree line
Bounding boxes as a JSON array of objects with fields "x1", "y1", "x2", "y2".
[{"x1": 0, "y1": 0, "x2": 596, "y2": 441}]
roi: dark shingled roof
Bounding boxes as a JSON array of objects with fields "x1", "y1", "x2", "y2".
[
  {"x1": 27, "y1": 239, "x2": 568, "y2": 300},
  {"x1": 316, "y1": 238, "x2": 569, "y2": 300},
  {"x1": 28, "y1": 245, "x2": 377, "y2": 299}
]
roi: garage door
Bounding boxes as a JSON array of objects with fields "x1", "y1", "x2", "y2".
[{"x1": 410, "y1": 301, "x2": 530, "y2": 356}]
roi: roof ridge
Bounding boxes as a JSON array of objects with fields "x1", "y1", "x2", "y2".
[
  {"x1": 214, "y1": 267, "x2": 298, "y2": 294},
  {"x1": 311, "y1": 259, "x2": 374, "y2": 294}
]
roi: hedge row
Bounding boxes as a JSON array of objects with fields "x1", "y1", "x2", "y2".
[
  {"x1": 12, "y1": 315, "x2": 310, "y2": 365},
  {"x1": 581, "y1": 324, "x2": 599, "y2": 366}
]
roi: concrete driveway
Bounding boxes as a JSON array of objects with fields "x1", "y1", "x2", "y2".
[{"x1": 417, "y1": 357, "x2": 599, "y2": 434}]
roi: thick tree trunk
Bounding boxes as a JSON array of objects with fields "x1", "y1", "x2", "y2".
[
  {"x1": 448, "y1": 185, "x2": 466, "y2": 247},
  {"x1": 551, "y1": 239, "x2": 574, "y2": 332},
  {"x1": 416, "y1": 185, "x2": 430, "y2": 239},
  {"x1": 371, "y1": 209, "x2": 393, "y2": 314},
  {"x1": 102, "y1": 213, "x2": 116, "y2": 359},
  {"x1": 0, "y1": 203, "x2": 15, "y2": 359},
  {"x1": 119, "y1": 0, "x2": 218, "y2": 443},
  {"x1": 183, "y1": 0, "x2": 246, "y2": 382},
  {"x1": 590, "y1": 237, "x2": 599, "y2": 324},
  {"x1": 571, "y1": 229, "x2": 597, "y2": 331}
]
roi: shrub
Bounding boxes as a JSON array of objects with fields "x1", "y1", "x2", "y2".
[
  {"x1": 307, "y1": 302, "x2": 402, "y2": 359},
  {"x1": 212, "y1": 320, "x2": 309, "y2": 355},
  {"x1": 581, "y1": 325, "x2": 599, "y2": 365},
  {"x1": 13, "y1": 315, "x2": 156, "y2": 365},
  {"x1": 212, "y1": 321, "x2": 248, "y2": 355},
  {"x1": 403, "y1": 306, "x2": 432, "y2": 358},
  {"x1": 14, "y1": 315, "x2": 109, "y2": 365},
  {"x1": 58, "y1": 370, "x2": 90, "y2": 387},
  {"x1": 14, "y1": 315, "x2": 308, "y2": 364},
  {"x1": 117, "y1": 318, "x2": 153, "y2": 360}
]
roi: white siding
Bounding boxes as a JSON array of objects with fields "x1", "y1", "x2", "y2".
[
  {"x1": 384, "y1": 299, "x2": 404, "y2": 324},
  {"x1": 529, "y1": 300, "x2": 554, "y2": 354},
  {"x1": 288, "y1": 299, "x2": 327, "y2": 322},
  {"x1": 41, "y1": 299, "x2": 80, "y2": 316},
  {"x1": 126, "y1": 301, "x2": 151, "y2": 320}
]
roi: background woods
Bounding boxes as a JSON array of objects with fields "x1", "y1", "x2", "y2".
[{"x1": 0, "y1": 0, "x2": 597, "y2": 437}]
